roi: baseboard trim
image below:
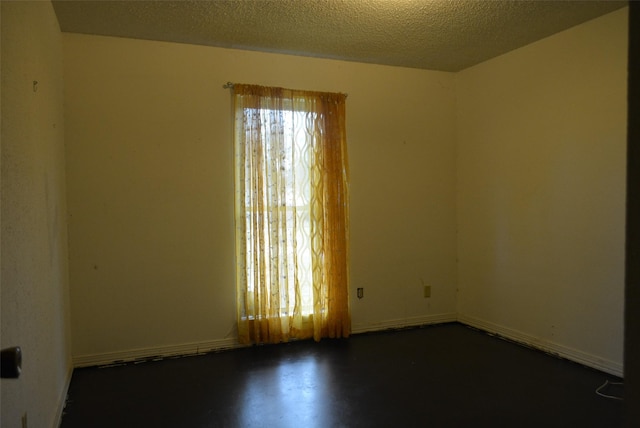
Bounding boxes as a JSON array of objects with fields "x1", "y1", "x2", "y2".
[
  {"x1": 73, "y1": 313, "x2": 621, "y2": 377},
  {"x1": 457, "y1": 314, "x2": 623, "y2": 377},
  {"x1": 72, "y1": 337, "x2": 242, "y2": 368},
  {"x1": 73, "y1": 314, "x2": 458, "y2": 367},
  {"x1": 53, "y1": 364, "x2": 73, "y2": 428},
  {"x1": 351, "y1": 312, "x2": 458, "y2": 335}
]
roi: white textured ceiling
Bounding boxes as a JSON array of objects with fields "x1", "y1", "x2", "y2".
[{"x1": 52, "y1": 0, "x2": 627, "y2": 72}]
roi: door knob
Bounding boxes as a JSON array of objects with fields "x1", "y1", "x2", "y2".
[{"x1": 1, "y1": 347, "x2": 22, "y2": 378}]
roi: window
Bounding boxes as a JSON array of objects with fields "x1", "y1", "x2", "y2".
[
  {"x1": 242, "y1": 107, "x2": 314, "y2": 317},
  {"x1": 233, "y1": 84, "x2": 350, "y2": 344}
]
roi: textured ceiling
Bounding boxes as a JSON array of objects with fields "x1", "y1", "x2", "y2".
[{"x1": 52, "y1": 0, "x2": 627, "y2": 72}]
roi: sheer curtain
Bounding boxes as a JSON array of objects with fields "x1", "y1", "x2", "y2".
[{"x1": 233, "y1": 84, "x2": 350, "y2": 344}]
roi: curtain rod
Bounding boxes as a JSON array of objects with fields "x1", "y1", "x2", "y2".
[{"x1": 222, "y1": 82, "x2": 347, "y2": 97}]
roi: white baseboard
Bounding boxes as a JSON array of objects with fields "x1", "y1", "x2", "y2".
[
  {"x1": 72, "y1": 337, "x2": 242, "y2": 368},
  {"x1": 53, "y1": 364, "x2": 73, "y2": 428},
  {"x1": 72, "y1": 313, "x2": 621, "y2": 378},
  {"x1": 72, "y1": 314, "x2": 458, "y2": 367},
  {"x1": 457, "y1": 314, "x2": 623, "y2": 377},
  {"x1": 351, "y1": 312, "x2": 458, "y2": 335}
]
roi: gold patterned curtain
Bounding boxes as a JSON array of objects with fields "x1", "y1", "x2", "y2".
[{"x1": 233, "y1": 84, "x2": 350, "y2": 344}]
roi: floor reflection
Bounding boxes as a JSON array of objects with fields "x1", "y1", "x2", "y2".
[{"x1": 238, "y1": 353, "x2": 336, "y2": 427}]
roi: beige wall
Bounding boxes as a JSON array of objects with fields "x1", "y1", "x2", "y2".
[
  {"x1": 1, "y1": 1, "x2": 72, "y2": 427},
  {"x1": 63, "y1": 35, "x2": 458, "y2": 361},
  {"x1": 0, "y1": 3, "x2": 626, "y2": 424},
  {"x1": 456, "y1": 8, "x2": 627, "y2": 373},
  {"x1": 62, "y1": 8, "x2": 627, "y2": 375}
]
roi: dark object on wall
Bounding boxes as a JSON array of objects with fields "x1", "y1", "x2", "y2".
[{"x1": 1, "y1": 346, "x2": 22, "y2": 378}]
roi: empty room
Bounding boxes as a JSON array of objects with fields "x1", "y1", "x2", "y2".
[{"x1": 2, "y1": 1, "x2": 638, "y2": 427}]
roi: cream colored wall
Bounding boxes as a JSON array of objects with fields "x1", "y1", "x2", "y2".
[
  {"x1": 1, "y1": 1, "x2": 72, "y2": 427},
  {"x1": 456, "y1": 9, "x2": 627, "y2": 373},
  {"x1": 63, "y1": 35, "x2": 458, "y2": 360},
  {"x1": 63, "y1": 8, "x2": 627, "y2": 374}
]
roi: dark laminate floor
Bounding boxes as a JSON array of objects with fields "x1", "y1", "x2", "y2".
[{"x1": 60, "y1": 323, "x2": 624, "y2": 428}]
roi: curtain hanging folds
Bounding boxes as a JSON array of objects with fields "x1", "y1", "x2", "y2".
[{"x1": 233, "y1": 83, "x2": 350, "y2": 345}]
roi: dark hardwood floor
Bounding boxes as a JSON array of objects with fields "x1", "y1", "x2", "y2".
[{"x1": 60, "y1": 323, "x2": 623, "y2": 427}]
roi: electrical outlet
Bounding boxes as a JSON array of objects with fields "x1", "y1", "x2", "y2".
[
  {"x1": 357, "y1": 288, "x2": 364, "y2": 299},
  {"x1": 423, "y1": 285, "x2": 431, "y2": 298}
]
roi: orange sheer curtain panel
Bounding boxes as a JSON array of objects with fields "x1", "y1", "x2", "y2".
[{"x1": 233, "y1": 84, "x2": 350, "y2": 344}]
